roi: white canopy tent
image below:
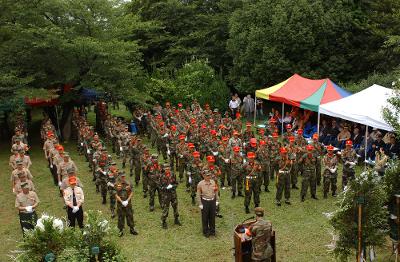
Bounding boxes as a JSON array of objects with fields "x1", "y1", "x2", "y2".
[{"x1": 319, "y1": 84, "x2": 394, "y2": 131}]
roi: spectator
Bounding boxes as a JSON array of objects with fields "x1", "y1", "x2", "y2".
[
  {"x1": 351, "y1": 127, "x2": 363, "y2": 149},
  {"x1": 319, "y1": 119, "x2": 329, "y2": 144},
  {"x1": 256, "y1": 99, "x2": 263, "y2": 119},
  {"x1": 229, "y1": 95, "x2": 239, "y2": 119},
  {"x1": 243, "y1": 95, "x2": 255, "y2": 120},
  {"x1": 386, "y1": 135, "x2": 399, "y2": 159},
  {"x1": 282, "y1": 112, "x2": 292, "y2": 125},
  {"x1": 337, "y1": 125, "x2": 351, "y2": 149},
  {"x1": 369, "y1": 128, "x2": 380, "y2": 142},
  {"x1": 368, "y1": 132, "x2": 385, "y2": 160},
  {"x1": 374, "y1": 147, "x2": 388, "y2": 176}
]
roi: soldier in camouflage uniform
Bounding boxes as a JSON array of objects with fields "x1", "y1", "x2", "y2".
[
  {"x1": 300, "y1": 145, "x2": 318, "y2": 202},
  {"x1": 118, "y1": 126, "x2": 131, "y2": 169},
  {"x1": 115, "y1": 173, "x2": 138, "y2": 237},
  {"x1": 257, "y1": 139, "x2": 270, "y2": 192},
  {"x1": 230, "y1": 146, "x2": 244, "y2": 198},
  {"x1": 311, "y1": 133, "x2": 324, "y2": 186},
  {"x1": 218, "y1": 136, "x2": 231, "y2": 187},
  {"x1": 243, "y1": 152, "x2": 262, "y2": 214},
  {"x1": 269, "y1": 133, "x2": 280, "y2": 181},
  {"x1": 147, "y1": 154, "x2": 162, "y2": 212},
  {"x1": 322, "y1": 145, "x2": 338, "y2": 198},
  {"x1": 287, "y1": 136, "x2": 299, "y2": 189},
  {"x1": 250, "y1": 207, "x2": 274, "y2": 262},
  {"x1": 176, "y1": 135, "x2": 187, "y2": 183},
  {"x1": 160, "y1": 164, "x2": 181, "y2": 229},
  {"x1": 156, "y1": 122, "x2": 169, "y2": 161},
  {"x1": 275, "y1": 147, "x2": 292, "y2": 206},
  {"x1": 129, "y1": 137, "x2": 142, "y2": 185},
  {"x1": 167, "y1": 125, "x2": 179, "y2": 171},
  {"x1": 340, "y1": 140, "x2": 357, "y2": 189},
  {"x1": 107, "y1": 164, "x2": 119, "y2": 218},
  {"x1": 242, "y1": 122, "x2": 255, "y2": 144},
  {"x1": 187, "y1": 151, "x2": 204, "y2": 205},
  {"x1": 140, "y1": 147, "x2": 151, "y2": 198}
]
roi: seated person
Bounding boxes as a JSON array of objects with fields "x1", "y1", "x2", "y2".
[
  {"x1": 386, "y1": 135, "x2": 399, "y2": 159},
  {"x1": 367, "y1": 132, "x2": 385, "y2": 160},
  {"x1": 337, "y1": 125, "x2": 351, "y2": 149},
  {"x1": 351, "y1": 127, "x2": 363, "y2": 149}
]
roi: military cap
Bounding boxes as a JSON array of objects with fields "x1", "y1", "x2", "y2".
[
  {"x1": 63, "y1": 152, "x2": 70, "y2": 157},
  {"x1": 14, "y1": 137, "x2": 21, "y2": 142},
  {"x1": 111, "y1": 161, "x2": 117, "y2": 166},
  {"x1": 213, "y1": 108, "x2": 219, "y2": 113},
  {"x1": 20, "y1": 182, "x2": 29, "y2": 189},
  {"x1": 255, "y1": 207, "x2": 264, "y2": 216},
  {"x1": 16, "y1": 159, "x2": 23, "y2": 165},
  {"x1": 118, "y1": 171, "x2": 126, "y2": 177},
  {"x1": 163, "y1": 163, "x2": 170, "y2": 169},
  {"x1": 151, "y1": 154, "x2": 158, "y2": 159},
  {"x1": 67, "y1": 167, "x2": 76, "y2": 174},
  {"x1": 204, "y1": 171, "x2": 211, "y2": 176}
]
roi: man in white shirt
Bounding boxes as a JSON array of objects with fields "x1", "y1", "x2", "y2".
[
  {"x1": 229, "y1": 95, "x2": 239, "y2": 119},
  {"x1": 64, "y1": 176, "x2": 84, "y2": 228}
]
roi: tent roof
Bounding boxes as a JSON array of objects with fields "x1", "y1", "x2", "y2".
[
  {"x1": 255, "y1": 74, "x2": 351, "y2": 111},
  {"x1": 319, "y1": 84, "x2": 395, "y2": 131}
]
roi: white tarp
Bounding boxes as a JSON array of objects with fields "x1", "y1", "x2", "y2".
[{"x1": 319, "y1": 84, "x2": 395, "y2": 131}]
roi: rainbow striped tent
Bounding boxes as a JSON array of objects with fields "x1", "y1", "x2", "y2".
[{"x1": 255, "y1": 74, "x2": 351, "y2": 112}]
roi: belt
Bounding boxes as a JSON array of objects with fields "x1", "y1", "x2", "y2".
[
  {"x1": 246, "y1": 176, "x2": 256, "y2": 179},
  {"x1": 202, "y1": 197, "x2": 215, "y2": 201},
  {"x1": 279, "y1": 171, "x2": 289, "y2": 174}
]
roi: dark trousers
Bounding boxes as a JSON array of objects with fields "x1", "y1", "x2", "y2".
[
  {"x1": 201, "y1": 198, "x2": 216, "y2": 236},
  {"x1": 67, "y1": 207, "x2": 84, "y2": 228},
  {"x1": 19, "y1": 211, "x2": 37, "y2": 236}
]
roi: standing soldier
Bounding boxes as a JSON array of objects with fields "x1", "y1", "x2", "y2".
[
  {"x1": 269, "y1": 133, "x2": 280, "y2": 181},
  {"x1": 115, "y1": 173, "x2": 138, "y2": 237},
  {"x1": 311, "y1": 133, "x2": 324, "y2": 186},
  {"x1": 295, "y1": 129, "x2": 307, "y2": 147},
  {"x1": 107, "y1": 165, "x2": 119, "y2": 218},
  {"x1": 228, "y1": 131, "x2": 242, "y2": 151},
  {"x1": 300, "y1": 145, "x2": 318, "y2": 202},
  {"x1": 340, "y1": 140, "x2": 357, "y2": 189},
  {"x1": 257, "y1": 140, "x2": 270, "y2": 192},
  {"x1": 160, "y1": 164, "x2": 181, "y2": 229},
  {"x1": 96, "y1": 158, "x2": 109, "y2": 203},
  {"x1": 218, "y1": 136, "x2": 231, "y2": 187},
  {"x1": 203, "y1": 156, "x2": 223, "y2": 218},
  {"x1": 129, "y1": 137, "x2": 142, "y2": 185},
  {"x1": 197, "y1": 171, "x2": 219, "y2": 237},
  {"x1": 167, "y1": 125, "x2": 179, "y2": 171},
  {"x1": 140, "y1": 147, "x2": 151, "y2": 198},
  {"x1": 15, "y1": 182, "x2": 39, "y2": 236},
  {"x1": 148, "y1": 154, "x2": 162, "y2": 212},
  {"x1": 243, "y1": 152, "x2": 262, "y2": 214},
  {"x1": 287, "y1": 136, "x2": 299, "y2": 189},
  {"x1": 176, "y1": 135, "x2": 187, "y2": 183},
  {"x1": 322, "y1": 145, "x2": 338, "y2": 198},
  {"x1": 187, "y1": 151, "x2": 204, "y2": 205},
  {"x1": 230, "y1": 146, "x2": 244, "y2": 198},
  {"x1": 64, "y1": 176, "x2": 84, "y2": 228},
  {"x1": 276, "y1": 147, "x2": 292, "y2": 206},
  {"x1": 157, "y1": 122, "x2": 169, "y2": 161},
  {"x1": 249, "y1": 207, "x2": 274, "y2": 262},
  {"x1": 242, "y1": 122, "x2": 255, "y2": 144},
  {"x1": 18, "y1": 149, "x2": 32, "y2": 170}
]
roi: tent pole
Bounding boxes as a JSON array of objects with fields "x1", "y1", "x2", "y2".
[
  {"x1": 281, "y1": 102, "x2": 284, "y2": 135},
  {"x1": 364, "y1": 125, "x2": 368, "y2": 169},
  {"x1": 317, "y1": 111, "x2": 320, "y2": 136},
  {"x1": 253, "y1": 95, "x2": 257, "y2": 126}
]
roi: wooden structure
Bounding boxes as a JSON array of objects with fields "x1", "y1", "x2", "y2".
[{"x1": 233, "y1": 220, "x2": 276, "y2": 262}]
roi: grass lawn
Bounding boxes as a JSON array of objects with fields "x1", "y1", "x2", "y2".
[{"x1": 0, "y1": 108, "x2": 394, "y2": 262}]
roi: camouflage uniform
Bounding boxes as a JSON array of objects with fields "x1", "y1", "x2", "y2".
[
  {"x1": 275, "y1": 156, "x2": 292, "y2": 205},
  {"x1": 160, "y1": 168, "x2": 180, "y2": 228},
  {"x1": 176, "y1": 141, "x2": 187, "y2": 182},
  {"x1": 116, "y1": 180, "x2": 137, "y2": 235},
  {"x1": 187, "y1": 160, "x2": 204, "y2": 204},
  {"x1": 341, "y1": 148, "x2": 357, "y2": 189},
  {"x1": 250, "y1": 218, "x2": 274, "y2": 262},
  {"x1": 257, "y1": 145, "x2": 270, "y2": 192},
  {"x1": 322, "y1": 153, "x2": 338, "y2": 198},
  {"x1": 300, "y1": 153, "x2": 317, "y2": 201},
  {"x1": 218, "y1": 142, "x2": 231, "y2": 187},
  {"x1": 147, "y1": 161, "x2": 162, "y2": 211},
  {"x1": 230, "y1": 153, "x2": 244, "y2": 197},
  {"x1": 243, "y1": 160, "x2": 262, "y2": 213}
]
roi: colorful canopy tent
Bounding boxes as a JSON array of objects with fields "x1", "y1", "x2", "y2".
[
  {"x1": 319, "y1": 84, "x2": 395, "y2": 131},
  {"x1": 255, "y1": 74, "x2": 351, "y2": 112}
]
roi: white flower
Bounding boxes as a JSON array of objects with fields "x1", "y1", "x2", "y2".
[
  {"x1": 53, "y1": 218, "x2": 64, "y2": 231},
  {"x1": 323, "y1": 212, "x2": 334, "y2": 219},
  {"x1": 35, "y1": 218, "x2": 45, "y2": 231},
  {"x1": 325, "y1": 231, "x2": 339, "y2": 252}
]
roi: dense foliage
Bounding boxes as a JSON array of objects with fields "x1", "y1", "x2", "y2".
[
  {"x1": 329, "y1": 171, "x2": 388, "y2": 261},
  {"x1": 1, "y1": 0, "x2": 400, "y2": 108}
]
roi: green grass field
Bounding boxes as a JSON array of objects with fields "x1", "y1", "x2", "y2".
[{"x1": 0, "y1": 108, "x2": 394, "y2": 262}]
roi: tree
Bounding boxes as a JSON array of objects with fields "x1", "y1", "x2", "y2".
[{"x1": 0, "y1": 0, "x2": 148, "y2": 109}]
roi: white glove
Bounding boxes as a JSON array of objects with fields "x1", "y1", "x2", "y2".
[
  {"x1": 58, "y1": 181, "x2": 62, "y2": 187},
  {"x1": 119, "y1": 146, "x2": 123, "y2": 151},
  {"x1": 122, "y1": 200, "x2": 128, "y2": 207},
  {"x1": 188, "y1": 176, "x2": 192, "y2": 184},
  {"x1": 72, "y1": 206, "x2": 79, "y2": 213},
  {"x1": 25, "y1": 206, "x2": 33, "y2": 213},
  {"x1": 243, "y1": 142, "x2": 247, "y2": 147},
  {"x1": 163, "y1": 133, "x2": 169, "y2": 138},
  {"x1": 107, "y1": 182, "x2": 114, "y2": 187},
  {"x1": 199, "y1": 205, "x2": 203, "y2": 210},
  {"x1": 166, "y1": 184, "x2": 173, "y2": 190},
  {"x1": 224, "y1": 159, "x2": 229, "y2": 163},
  {"x1": 216, "y1": 201, "x2": 219, "y2": 206},
  {"x1": 187, "y1": 171, "x2": 191, "y2": 176},
  {"x1": 212, "y1": 152, "x2": 218, "y2": 156},
  {"x1": 243, "y1": 159, "x2": 247, "y2": 164},
  {"x1": 86, "y1": 149, "x2": 90, "y2": 154},
  {"x1": 179, "y1": 154, "x2": 183, "y2": 158},
  {"x1": 349, "y1": 162, "x2": 356, "y2": 167},
  {"x1": 50, "y1": 164, "x2": 53, "y2": 168},
  {"x1": 167, "y1": 150, "x2": 171, "y2": 155},
  {"x1": 80, "y1": 142, "x2": 83, "y2": 146}
]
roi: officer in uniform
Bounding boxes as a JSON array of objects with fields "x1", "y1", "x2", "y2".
[
  {"x1": 322, "y1": 145, "x2": 338, "y2": 198},
  {"x1": 230, "y1": 146, "x2": 244, "y2": 198},
  {"x1": 300, "y1": 145, "x2": 318, "y2": 202},
  {"x1": 197, "y1": 171, "x2": 219, "y2": 237},
  {"x1": 115, "y1": 174, "x2": 138, "y2": 236},
  {"x1": 250, "y1": 207, "x2": 274, "y2": 262},
  {"x1": 148, "y1": 154, "x2": 162, "y2": 211},
  {"x1": 15, "y1": 182, "x2": 39, "y2": 236},
  {"x1": 275, "y1": 147, "x2": 292, "y2": 206},
  {"x1": 341, "y1": 140, "x2": 357, "y2": 189},
  {"x1": 160, "y1": 164, "x2": 181, "y2": 229},
  {"x1": 243, "y1": 152, "x2": 262, "y2": 214}
]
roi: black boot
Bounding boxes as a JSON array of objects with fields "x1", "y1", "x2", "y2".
[
  {"x1": 149, "y1": 206, "x2": 154, "y2": 212},
  {"x1": 245, "y1": 206, "x2": 250, "y2": 214},
  {"x1": 111, "y1": 209, "x2": 115, "y2": 219},
  {"x1": 119, "y1": 230, "x2": 124, "y2": 237},
  {"x1": 162, "y1": 221, "x2": 168, "y2": 229},
  {"x1": 231, "y1": 192, "x2": 235, "y2": 199},
  {"x1": 191, "y1": 197, "x2": 195, "y2": 205},
  {"x1": 96, "y1": 185, "x2": 99, "y2": 193},
  {"x1": 301, "y1": 196, "x2": 305, "y2": 202},
  {"x1": 238, "y1": 192, "x2": 244, "y2": 197},
  {"x1": 285, "y1": 200, "x2": 291, "y2": 205},
  {"x1": 323, "y1": 192, "x2": 327, "y2": 199},
  {"x1": 332, "y1": 192, "x2": 337, "y2": 197},
  {"x1": 265, "y1": 187, "x2": 270, "y2": 192},
  {"x1": 102, "y1": 196, "x2": 106, "y2": 205},
  {"x1": 130, "y1": 228, "x2": 138, "y2": 235},
  {"x1": 122, "y1": 162, "x2": 126, "y2": 169},
  {"x1": 174, "y1": 218, "x2": 182, "y2": 226}
]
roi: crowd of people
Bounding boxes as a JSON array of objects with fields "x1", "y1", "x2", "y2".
[{"x1": 9, "y1": 98, "x2": 399, "y2": 262}]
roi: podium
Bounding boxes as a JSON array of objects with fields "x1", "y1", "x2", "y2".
[{"x1": 233, "y1": 221, "x2": 276, "y2": 262}]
